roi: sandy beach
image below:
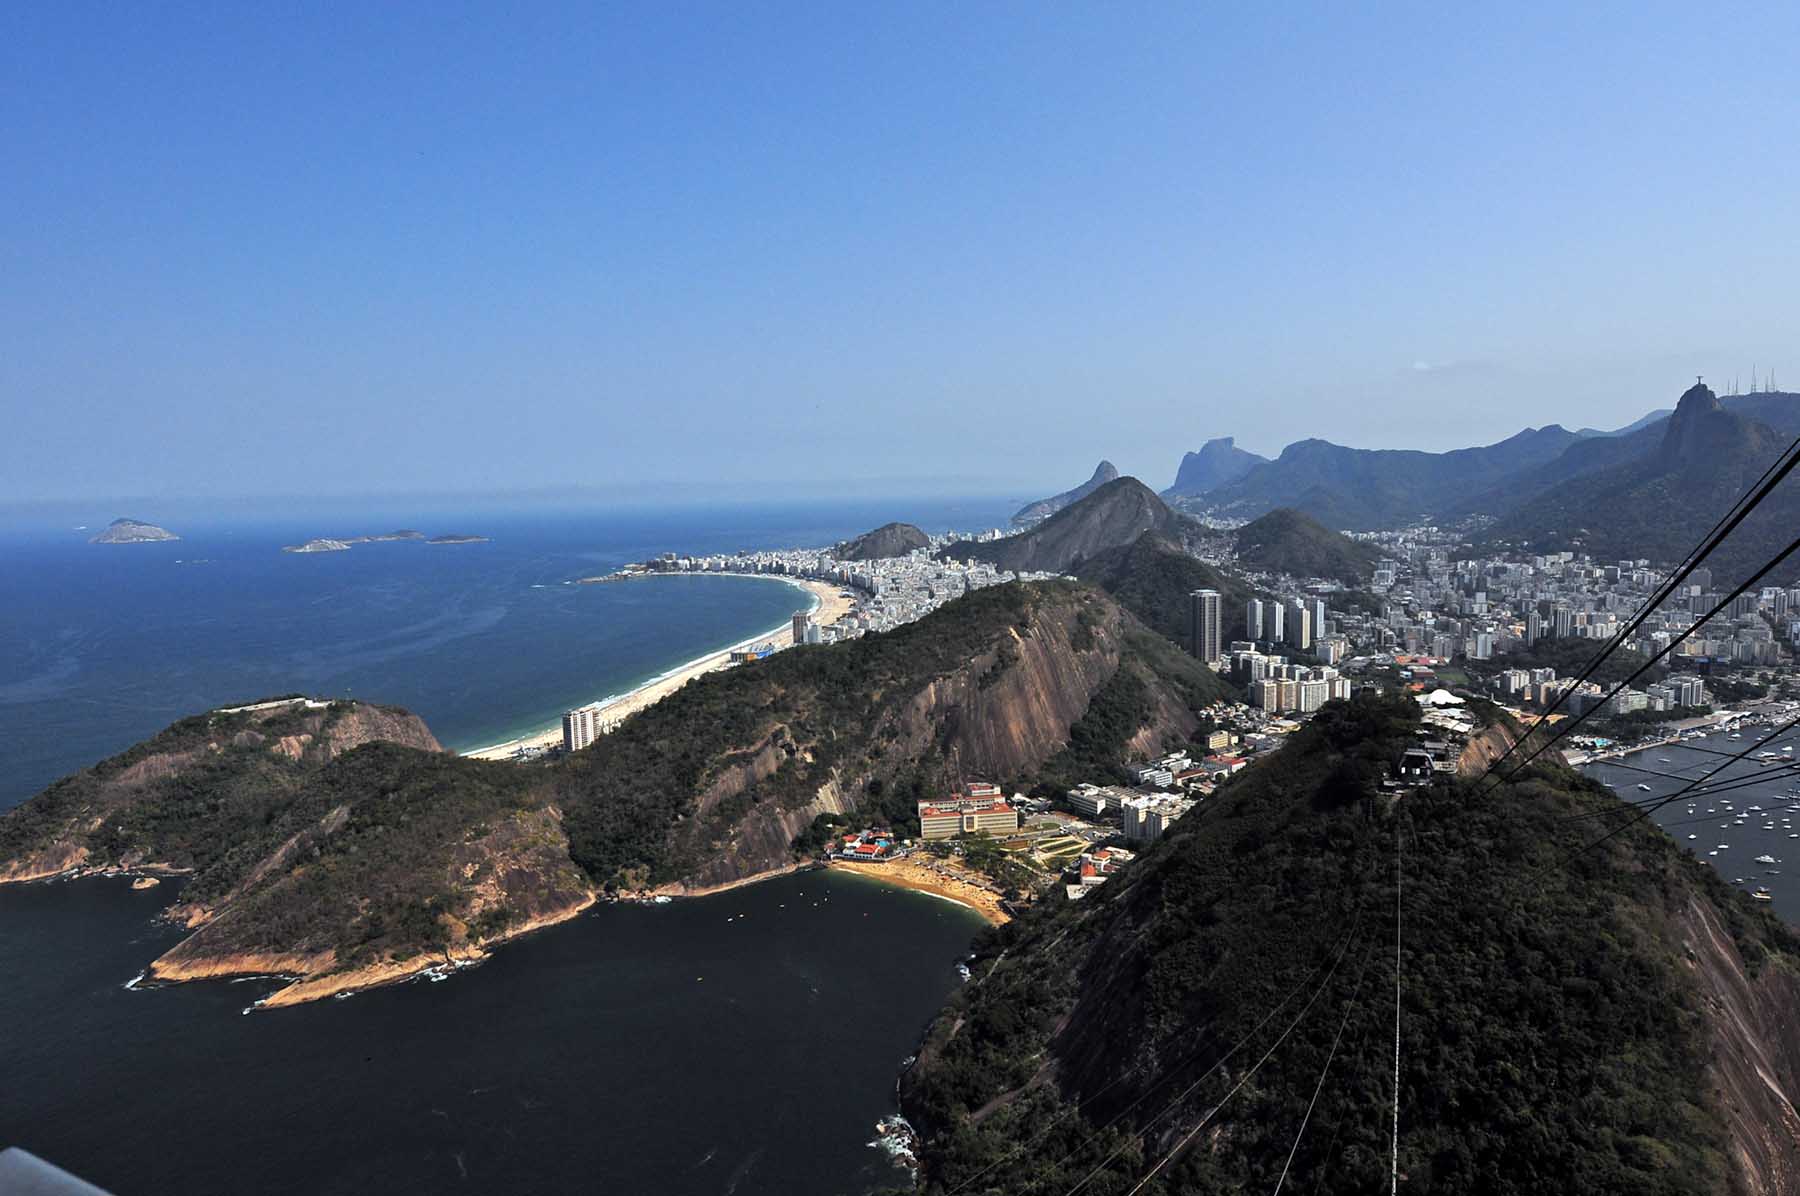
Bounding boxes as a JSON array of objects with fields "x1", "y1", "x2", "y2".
[
  {"x1": 828, "y1": 856, "x2": 1010, "y2": 925},
  {"x1": 465, "y1": 575, "x2": 854, "y2": 761}
]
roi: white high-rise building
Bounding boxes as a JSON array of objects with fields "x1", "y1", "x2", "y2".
[
  {"x1": 1190, "y1": 589, "x2": 1223, "y2": 663},
  {"x1": 1245, "y1": 598, "x2": 1264, "y2": 641}
]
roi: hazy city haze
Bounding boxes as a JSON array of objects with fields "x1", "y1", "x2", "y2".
[{"x1": 4, "y1": 3, "x2": 1797, "y2": 502}]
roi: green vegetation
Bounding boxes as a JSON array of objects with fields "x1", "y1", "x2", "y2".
[
  {"x1": 1073, "y1": 531, "x2": 1260, "y2": 655},
  {"x1": 904, "y1": 693, "x2": 1797, "y2": 1194},
  {"x1": 1232, "y1": 507, "x2": 1381, "y2": 583},
  {"x1": 1466, "y1": 635, "x2": 1660, "y2": 688}
]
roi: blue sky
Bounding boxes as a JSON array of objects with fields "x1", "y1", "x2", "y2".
[{"x1": 3, "y1": 3, "x2": 1797, "y2": 502}]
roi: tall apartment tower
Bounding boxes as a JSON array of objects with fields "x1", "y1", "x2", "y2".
[
  {"x1": 1268, "y1": 601, "x2": 1285, "y2": 643},
  {"x1": 1287, "y1": 601, "x2": 1312, "y2": 652},
  {"x1": 792, "y1": 611, "x2": 813, "y2": 645},
  {"x1": 1245, "y1": 598, "x2": 1264, "y2": 642},
  {"x1": 1190, "y1": 589, "x2": 1223, "y2": 663},
  {"x1": 1552, "y1": 605, "x2": 1574, "y2": 639}
]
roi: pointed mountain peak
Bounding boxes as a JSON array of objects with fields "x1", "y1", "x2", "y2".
[
  {"x1": 1090, "y1": 460, "x2": 1120, "y2": 482},
  {"x1": 1675, "y1": 379, "x2": 1721, "y2": 415}
]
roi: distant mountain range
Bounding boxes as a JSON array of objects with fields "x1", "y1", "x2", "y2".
[
  {"x1": 952, "y1": 475, "x2": 1377, "y2": 591},
  {"x1": 1479, "y1": 383, "x2": 1798, "y2": 582},
  {"x1": 1189, "y1": 425, "x2": 1586, "y2": 531},
  {"x1": 1011, "y1": 461, "x2": 1119, "y2": 526},
  {"x1": 1161, "y1": 437, "x2": 1268, "y2": 499},
  {"x1": 1159, "y1": 388, "x2": 1800, "y2": 552}
]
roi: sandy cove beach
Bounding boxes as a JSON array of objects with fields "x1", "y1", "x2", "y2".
[
  {"x1": 465, "y1": 576, "x2": 853, "y2": 761},
  {"x1": 828, "y1": 856, "x2": 1010, "y2": 925}
]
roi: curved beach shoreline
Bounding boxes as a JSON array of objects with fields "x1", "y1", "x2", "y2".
[{"x1": 463, "y1": 575, "x2": 853, "y2": 760}]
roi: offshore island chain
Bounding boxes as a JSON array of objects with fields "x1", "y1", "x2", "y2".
[{"x1": 465, "y1": 523, "x2": 1055, "y2": 761}]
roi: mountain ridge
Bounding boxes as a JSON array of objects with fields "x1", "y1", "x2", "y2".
[{"x1": 1012, "y1": 461, "x2": 1121, "y2": 527}]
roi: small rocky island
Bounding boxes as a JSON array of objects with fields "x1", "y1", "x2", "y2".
[
  {"x1": 281, "y1": 530, "x2": 485, "y2": 554},
  {"x1": 90, "y1": 517, "x2": 179, "y2": 544}
]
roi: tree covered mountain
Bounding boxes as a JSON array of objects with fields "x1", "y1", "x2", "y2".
[
  {"x1": 953, "y1": 478, "x2": 1204, "y2": 575},
  {"x1": 1478, "y1": 383, "x2": 1798, "y2": 583},
  {"x1": 1012, "y1": 460, "x2": 1121, "y2": 527},
  {"x1": 1161, "y1": 437, "x2": 1268, "y2": 499},
  {"x1": 901, "y1": 694, "x2": 1800, "y2": 1194},
  {"x1": 1231, "y1": 507, "x2": 1381, "y2": 583},
  {"x1": 833, "y1": 520, "x2": 929, "y2": 560},
  {"x1": 1196, "y1": 425, "x2": 1586, "y2": 530},
  {"x1": 0, "y1": 582, "x2": 1229, "y2": 1004},
  {"x1": 1073, "y1": 532, "x2": 1264, "y2": 655}
]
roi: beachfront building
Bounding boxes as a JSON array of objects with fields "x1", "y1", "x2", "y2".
[
  {"x1": 917, "y1": 789, "x2": 1021, "y2": 840},
  {"x1": 792, "y1": 612, "x2": 813, "y2": 645},
  {"x1": 562, "y1": 703, "x2": 605, "y2": 753}
]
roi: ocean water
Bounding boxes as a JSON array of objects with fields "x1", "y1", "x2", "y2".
[
  {"x1": 0, "y1": 868, "x2": 985, "y2": 1195},
  {"x1": 0, "y1": 495, "x2": 1014, "y2": 1193},
  {"x1": 0, "y1": 496, "x2": 1017, "y2": 810},
  {"x1": 1581, "y1": 724, "x2": 1800, "y2": 922}
]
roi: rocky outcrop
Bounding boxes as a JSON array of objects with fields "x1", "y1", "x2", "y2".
[
  {"x1": 957, "y1": 478, "x2": 1199, "y2": 575},
  {"x1": 1013, "y1": 461, "x2": 1121, "y2": 527},
  {"x1": 1680, "y1": 894, "x2": 1800, "y2": 1195},
  {"x1": 90, "y1": 518, "x2": 178, "y2": 544},
  {"x1": 146, "y1": 803, "x2": 594, "y2": 1008},
  {"x1": 0, "y1": 699, "x2": 443, "y2": 889},
  {"x1": 1162, "y1": 437, "x2": 1268, "y2": 499},
  {"x1": 835, "y1": 521, "x2": 930, "y2": 561}
]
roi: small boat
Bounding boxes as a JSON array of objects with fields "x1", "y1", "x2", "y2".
[
  {"x1": 1659, "y1": 757, "x2": 1672, "y2": 763},
  {"x1": 1757, "y1": 855, "x2": 1778, "y2": 864},
  {"x1": 1636, "y1": 783, "x2": 1651, "y2": 791},
  {"x1": 1754, "y1": 891, "x2": 1774, "y2": 902},
  {"x1": 1709, "y1": 851, "x2": 1719, "y2": 856},
  {"x1": 1688, "y1": 834, "x2": 1698, "y2": 840},
  {"x1": 1718, "y1": 844, "x2": 1731, "y2": 850}
]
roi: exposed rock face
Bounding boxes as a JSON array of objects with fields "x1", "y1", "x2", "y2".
[
  {"x1": 1680, "y1": 894, "x2": 1800, "y2": 1196},
  {"x1": 90, "y1": 518, "x2": 178, "y2": 544},
  {"x1": 4, "y1": 585, "x2": 1208, "y2": 1006},
  {"x1": 650, "y1": 585, "x2": 1198, "y2": 893},
  {"x1": 1162, "y1": 436, "x2": 1268, "y2": 498},
  {"x1": 1012, "y1": 461, "x2": 1121, "y2": 526},
  {"x1": 150, "y1": 803, "x2": 594, "y2": 1006},
  {"x1": 835, "y1": 521, "x2": 930, "y2": 561}
]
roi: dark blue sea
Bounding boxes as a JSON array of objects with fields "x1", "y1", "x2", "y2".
[
  {"x1": 0, "y1": 495, "x2": 1016, "y2": 811},
  {"x1": 0, "y1": 495, "x2": 1014, "y2": 1195}
]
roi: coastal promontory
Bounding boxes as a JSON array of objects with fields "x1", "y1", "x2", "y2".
[
  {"x1": 90, "y1": 517, "x2": 178, "y2": 544},
  {"x1": 834, "y1": 521, "x2": 929, "y2": 561},
  {"x1": 0, "y1": 581, "x2": 1226, "y2": 1006}
]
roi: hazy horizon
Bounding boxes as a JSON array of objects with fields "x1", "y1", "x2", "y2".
[{"x1": 6, "y1": 4, "x2": 1797, "y2": 502}]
